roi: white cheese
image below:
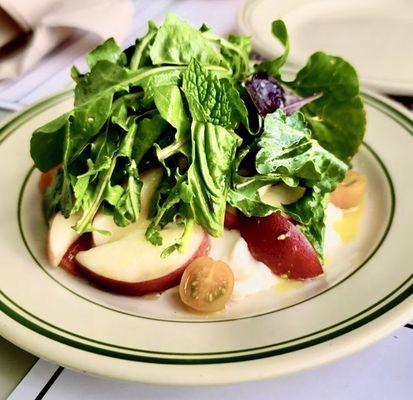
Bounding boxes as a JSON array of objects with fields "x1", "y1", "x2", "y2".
[{"x1": 209, "y1": 230, "x2": 277, "y2": 300}]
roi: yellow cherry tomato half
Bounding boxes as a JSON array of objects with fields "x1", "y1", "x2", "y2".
[
  {"x1": 179, "y1": 257, "x2": 234, "y2": 313},
  {"x1": 330, "y1": 170, "x2": 367, "y2": 209}
]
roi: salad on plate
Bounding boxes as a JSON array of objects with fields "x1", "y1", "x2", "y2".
[{"x1": 30, "y1": 15, "x2": 367, "y2": 313}]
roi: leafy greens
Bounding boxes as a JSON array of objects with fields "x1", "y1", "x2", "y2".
[{"x1": 30, "y1": 14, "x2": 366, "y2": 261}]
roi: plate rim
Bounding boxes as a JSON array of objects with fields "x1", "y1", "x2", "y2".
[{"x1": 0, "y1": 88, "x2": 412, "y2": 383}]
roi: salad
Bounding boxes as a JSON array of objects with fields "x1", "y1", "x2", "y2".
[{"x1": 31, "y1": 15, "x2": 366, "y2": 313}]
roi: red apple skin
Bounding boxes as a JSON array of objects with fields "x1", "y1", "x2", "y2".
[
  {"x1": 239, "y1": 212, "x2": 323, "y2": 280},
  {"x1": 74, "y1": 233, "x2": 211, "y2": 296},
  {"x1": 39, "y1": 164, "x2": 61, "y2": 192},
  {"x1": 60, "y1": 233, "x2": 93, "y2": 276},
  {"x1": 224, "y1": 206, "x2": 239, "y2": 230}
]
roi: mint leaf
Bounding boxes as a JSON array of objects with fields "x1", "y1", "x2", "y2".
[
  {"x1": 182, "y1": 58, "x2": 247, "y2": 129},
  {"x1": 186, "y1": 121, "x2": 240, "y2": 236}
]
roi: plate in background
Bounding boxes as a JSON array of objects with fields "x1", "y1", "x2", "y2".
[{"x1": 238, "y1": 0, "x2": 413, "y2": 95}]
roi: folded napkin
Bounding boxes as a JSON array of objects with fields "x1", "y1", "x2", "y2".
[{"x1": 0, "y1": 0, "x2": 133, "y2": 80}]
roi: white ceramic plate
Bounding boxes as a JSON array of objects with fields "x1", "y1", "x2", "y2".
[
  {"x1": 0, "y1": 90, "x2": 412, "y2": 385},
  {"x1": 238, "y1": 0, "x2": 413, "y2": 95}
]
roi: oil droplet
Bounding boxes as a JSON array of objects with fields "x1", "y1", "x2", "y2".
[
  {"x1": 333, "y1": 201, "x2": 364, "y2": 244},
  {"x1": 144, "y1": 293, "x2": 161, "y2": 300},
  {"x1": 275, "y1": 279, "x2": 305, "y2": 292}
]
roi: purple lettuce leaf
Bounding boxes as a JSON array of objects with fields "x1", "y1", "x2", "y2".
[{"x1": 245, "y1": 72, "x2": 321, "y2": 116}]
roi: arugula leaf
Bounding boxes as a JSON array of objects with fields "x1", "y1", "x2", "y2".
[
  {"x1": 149, "y1": 14, "x2": 227, "y2": 67},
  {"x1": 111, "y1": 93, "x2": 143, "y2": 130},
  {"x1": 153, "y1": 85, "x2": 191, "y2": 159},
  {"x1": 73, "y1": 123, "x2": 139, "y2": 233},
  {"x1": 43, "y1": 168, "x2": 64, "y2": 220},
  {"x1": 145, "y1": 223, "x2": 163, "y2": 246},
  {"x1": 139, "y1": 69, "x2": 183, "y2": 106},
  {"x1": 113, "y1": 162, "x2": 142, "y2": 226},
  {"x1": 74, "y1": 61, "x2": 131, "y2": 105},
  {"x1": 160, "y1": 213, "x2": 194, "y2": 258},
  {"x1": 186, "y1": 121, "x2": 240, "y2": 236},
  {"x1": 256, "y1": 110, "x2": 348, "y2": 192},
  {"x1": 146, "y1": 173, "x2": 188, "y2": 245},
  {"x1": 130, "y1": 21, "x2": 158, "y2": 69},
  {"x1": 182, "y1": 58, "x2": 247, "y2": 129},
  {"x1": 221, "y1": 34, "x2": 252, "y2": 80},
  {"x1": 284, "y1": 187, "x2": 327, "y2": 258},
  {"x1": 227, "y1": 149, "x2": 278, "y2": 217},
  {"x1": 78, "y1": 129, "x2": 118, "y2": 179},
  {"x1": 70, "y1": 63, "x2": 190, "y2": 163},
  {"x1": 287, "y1": 52, "x2": 366, "y2": 161},
  {"x1": 228, "y1": 180, "x2": 278, "y2": 218},
  {"x1": 132, "y1": 114, "x2": 167, "y2": 164},
  {"x1": 255, "y1": 20, "x2": 289, "y2": 77},
  {"x1": 30, "y1": 113, "x2": 70, "y2": 172},
  {"x1": 59, "y1": 121, "x2": 75, "y2": 217},
  {"x1": 201, "y1": 31, "x2": 252, "y2": 81},
  {"x1": 86, "y1": 38, "x2": 125, "y2": 69}
]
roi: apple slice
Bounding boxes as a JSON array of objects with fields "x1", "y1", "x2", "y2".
[
  {"x1": 93, "y1": 168, "x2": 162, "y2": 246},
  {"x1": 239, "y1": 212, "x2": 323, "y2": 280},
  {"x1": 75, "y1": 224, "x2": 210, "y2": 295},
  {"x1": 60, "y1": 233, "x2": 93, "y2": 275},
  {"x1": 47, "y1": 212, "x2": 81, "y2": 267},
  {"x1": 224, "y1": 205, "x2": 239, "y2": 230}
]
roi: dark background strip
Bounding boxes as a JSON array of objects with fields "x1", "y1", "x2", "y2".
[{"x1": 34, "y1": 367, "x2": 64, "y2": 400}]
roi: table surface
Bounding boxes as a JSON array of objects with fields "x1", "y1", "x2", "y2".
[{"x1": 0, "y1": 1, "x2": 412, "y2": 399}]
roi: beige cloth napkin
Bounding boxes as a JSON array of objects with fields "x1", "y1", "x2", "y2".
[{"x1": 0, "y1": 0, "x2": 133, "y2": 80}]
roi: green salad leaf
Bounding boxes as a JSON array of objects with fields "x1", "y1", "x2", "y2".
[
  {"x1": 256, "y1": 110, "x2": 347, "y2": 192},
  {"x1": 182, "y1": 58, "x2": 246, "y2": 129},
  {"x1": 86, "y1": 38, "x2": 125, "y2": 69},
  {"x1": 286, "y1": 52, "x2": 366, "y2": 161},
  {"x1": 149, "y1": 14, "x2": 227, "y2": 67},
  {"x1": 153, "y1": 85, "x2": 191, "y2": 159},
  {"x1": 186, "y1": 121, "x2": 240, "y2": 236},
  {"x1": 284, "y1": 187, "x2": 327, "y2": 258},
  {"x1": 255, "y1": 20, "x2": 289, "y2": 77},
  {"x1": 30, "y1": 113, "x2": 70, "y2": 172}
]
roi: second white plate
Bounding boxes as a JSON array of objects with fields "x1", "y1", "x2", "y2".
[{"x1": 238, "y1": 0, "x2": 413, "y2": 95}]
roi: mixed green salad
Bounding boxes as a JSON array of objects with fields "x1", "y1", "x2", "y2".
[{"x1": 30, "y1": 14, "x2": 366, "y2": 262}]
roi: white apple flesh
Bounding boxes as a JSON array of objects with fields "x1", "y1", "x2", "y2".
[
  {"x1": 47, "y1": 212, "x2": 81, "y2": 267},
  {"x1": 93, "y1": 168, "x2": 162, "y2": 246},
  {"x1": 75, "y1": 224, "x2": 210, "y2": 295}
]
